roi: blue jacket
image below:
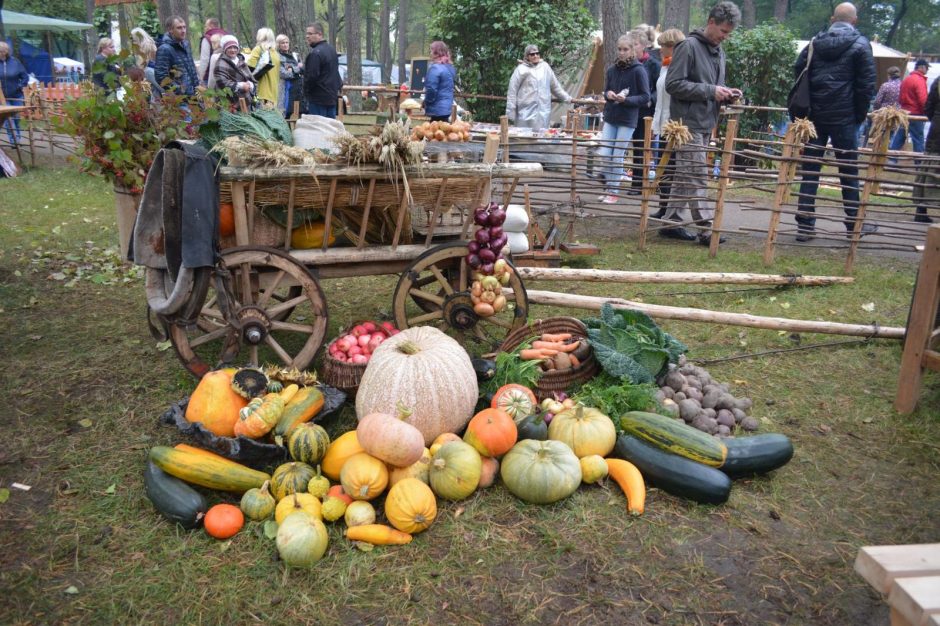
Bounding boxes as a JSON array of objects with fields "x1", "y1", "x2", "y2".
[
  {"x1": 424, "y1": 62, "x2": 456, "y2": 117},
  {"x1": 1, "y1": 56, "x2": 29, "y2": 100},
  {"x1": 602, "y1": 60, "x2": 650, "y2": 128},
  {"x1": 155, "y1": 35, "x2": 199, "y2": 95}
]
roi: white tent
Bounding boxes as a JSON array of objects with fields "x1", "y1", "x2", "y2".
[{"x1": 796, "y1": 39, "x2": 907, "y2": 85}]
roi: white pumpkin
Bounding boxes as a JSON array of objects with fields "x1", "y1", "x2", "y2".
[{"x1": 355, "y1": 326, "x2": 478, "y2": 445}]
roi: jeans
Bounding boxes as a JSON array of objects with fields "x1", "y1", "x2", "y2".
[
  {"x1": 596, "y1": 122, "x2": 635, "y2": 193},
  {"x1": 3, "y1": 96, "x2": 23, "y2": 144},
  {"x1": 889, "y1": 119, "x2": 926, "y2": 153},
  {"x1": 307, "y1": 103, "x2": 337, "y2": 118},
  {"x1": 796, "y1": 122, "x2": 860, "y2": 231}
]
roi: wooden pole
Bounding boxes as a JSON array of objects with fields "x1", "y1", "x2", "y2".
[
  {"x1": 518, "y1": 289, "x2": 904, "y2": 339},
  {"x1": 846, "y1": 123, "x2": 892, "y2": 274},
  {"x1": 514, "y1": 267, "x2": 854, "y2": 285},
  {"x1": 763, "y1": 124, "x2": 802, "y2": 265},
  {"x1": 638, "y1": 116, "x2": 654, "y2": 251},
  {"x1": 708, "y1": 115, "x2": 738, "y2": 257},
  {"x1": 500, "y1": 115, "x2": 510, "y2": 164},
  {"x1": 569, "y1": 110, "x2": 579, "y2": 204}
]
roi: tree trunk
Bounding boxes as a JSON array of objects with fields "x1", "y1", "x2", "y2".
[
  {"x1": 642, "y1": 0, "x2": 658, "y2": 27},
  {"x1": 884, "y1": 0, "x2": 907, "y2": 47},
  {"x1": 601, "y1": 0, "x2": 625, "y2": 68},
  {"x1": 327, "y1": 0, "x2": 340, "y2": 48},
  {"x1": 221, "y1": 0, "x2": 234, "y2": 31},
  {"x1": 741, "y1": 0, "x2": 756, "y2": 28},
  {"x1": 252, "y1": 2, "x2": 266, "y2": 38},
  {"x1": 216, "y1": 0, "x2": 223, "y2": 25},
  {"x1": 156, "y1": 0, "x2": 173, "y2": 25},
  {"x1": 380, "y1": 0, "x2": 391, "y2": 83},
  {"x1": 345, "y1": 0, "x2": 362, "y2": 107},
  {"x1": 273, "y1": 0, "x2": 291, "y2": 41},
  {"x1": 117, "y1": 4, "x2": 130, "y2": 52},
  {"x1": 171, "y1": 0, "x2": 190, "y2": 22},
  {"x1": 662, "y1": 0, "x2": 690, "y2": 33},
  {"x1": 773, "y1": 0, "x2": 788, "y2": 22},
  {"x1": 396, "y1": 0, "x2": 408, "y2": 87},
  {"x1": 84, "y1": 0, "x2": 96, "y2": 76}
]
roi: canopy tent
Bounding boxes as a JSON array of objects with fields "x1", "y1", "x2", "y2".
[
  {"x1": 796, "y1": 40, "x2": 907, "y2": 87},
  {"x1": 1, "y1": 10, "x2": 93, "y2": 83},
  {"x1": 337, "y1": 55, "x2": 384, "y2": 85}
]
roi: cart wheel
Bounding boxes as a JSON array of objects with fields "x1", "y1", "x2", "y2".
[
  {"x1": 169, "y1": 246, "x2": 329, "y2": 378},
  {"x1": 393, "y1": 241, "x2": 528, "y2": 347}
]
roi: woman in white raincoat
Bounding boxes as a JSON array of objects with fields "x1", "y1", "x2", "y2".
[{"x1": 505, "y1": 44, "x2": 572, "y2": 128}]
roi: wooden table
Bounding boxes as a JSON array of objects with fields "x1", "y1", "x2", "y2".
[{"x1": 855, "y1": 543, "x2": 940, "y2": 625}]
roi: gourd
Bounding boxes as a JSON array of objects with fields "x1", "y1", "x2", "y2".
[
  {"x1": 477, "y1": 455, "x2": 500, "y2": 489},
  {"x1": 321, "y1": 431, "x2": 365, "y2": 481},
  {"x1": 290, "y1": 220, "x2": 336, "y2": 249},
  {"x1": 339, "y1": 452, "x2": 389, "y2": 500},
  {"x1": 720, "y1": 434, "x2": 793, "y2": 478},
  {"x1": 548, "y1": 405, "x2": 617, "y2": 458},
  {"x1": 619, "y1": 411, "x2": 728, "y2": 467},
  {"x1": 345, "y1": 524, "x2": 413, "y2": 545},
  {"x1": 384, "y1": 478, "x2": 437, "y2": 534},
  {"x1": 490, "y1": 384, "x2": 537, "y2": 422},
  {"x1": 344, "y1": 500, "x2": 376, "y2": 527},
  {"x1": 149, "y1": 446, "x2": 270, "y2": 493},
  {"x1": 355, "y1": 326, "x2": 479, "y2": 445},
  {"x1": 500, "y1": 439, "x2": 582, "y2": 505},
  {"x1": 287, "y1": 423, "x2": 331, "y2": 465},
  {"x1": 463, "y1": 408, "x2": 517, "y2": 458},
  {"x1": 320, "y1": 495, "x2": 347, "y2": 522},
  {"x1": 516, "y1": 413, "x2": 548, "y2": 441},
  {"x1": 307, "y1": 465, "x2": 330, "y2": 498},
  {"x1": 471, "y1": 357, "x2": 497, "y2": 382},
  {"x1": 357, "y1": 404, "x2": 426, "y2": 468},
  {"x1": 275, "y1": 492, "x2": 322, "y2": 523},
  {"x1": 185, "y1": 368, "x2": 247, "y2": 437},
  {"x1": 276, "y1": 511, "x2": 329, "y2": 567},
  {"x1": 143, "y1": 461, "x2": 208, "y2": 529},
  {"x1": 204, "y1": 504, "x2": 244, "y2": 539},
  {"x1": 219, "y1": 202, "x2": 236, "y2": 237},
  {"x1": 429, "y1": 433, "x2": 461, "y2": 457},
  {"x1": 233, "y1": 385, "x2": 298, "y2": 439},
  {"x1": 613, "y1": 435, "x2": 731, "y2": 505},
  {"x1": 428, "y1": 441, "x2": 482, "y2": 501},
  {"x1": 270, "y1": 462, "x2": 317, "y2": 501},
  {"x1": 388, "y1": 447, "x2": 432, "y2": 486},
  {"x1": 579, "y1": 455, "x2": 608, "y2": 484},
  {"x1": 240, "y1": 480, "x2": 276, "y2": 521},
  {"x1": 328, "y1": 484, "x2": 353, "y2": 505},
  {"x1": 605, "y1": 458, "x2": 645, "y2": 515},
  {"x1": 273, "y1": 386, "x2": 325, "y2": 445}
]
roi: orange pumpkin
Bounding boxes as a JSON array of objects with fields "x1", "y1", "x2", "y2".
[
  {"x1": 327, "y1": 484, "x2": 353, "y2": 505},
  {"x1": 219, "y1": 202, "x2": 236, "y2": 237},
  {"x1": 463, "y1": 408, "x2": 517, "y2": 457},
  {"x1": 204, "y1": 503, "x2": 244, "y2": 539},
  {"x1": 185, "y1": 368, "x2": 248, "y2": 437},
  {"x1": 478, "y1": 455, "x2": 500, "y2": 489}
]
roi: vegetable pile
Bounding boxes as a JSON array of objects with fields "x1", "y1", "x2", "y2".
[
  {"x1": 327, "y1": 320, "x2": 400, "y2": 365},
  {"x1": 411, "y1": 120, "x2": 472, "y2": 142},
  {"x1": 519, "y1": 330, "x2": 592, "y2": 373},
  {"x1": 466, "y1": 202, "x2": 509, "y2": 275}
]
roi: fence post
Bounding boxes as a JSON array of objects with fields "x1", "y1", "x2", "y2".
[
  {"x1": 708, "y1": 115, "x2": 739, "y2": 257},
  {"x1": 638, "y1": 116, "x2": 654, "y2": 251},
  {"x1": 570, "y1": 110, "x2": 580, "y2": 205},
  {"x1": 762, "y1": 124, "x2": 802, "y2": 265},
  {"x1": 845, "y1": 122, "x2": 891, "y2": 274}
]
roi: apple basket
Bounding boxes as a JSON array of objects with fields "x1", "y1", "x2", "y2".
[{"x1": 320, "y1": 320, "x2": 400, "y2": 396}]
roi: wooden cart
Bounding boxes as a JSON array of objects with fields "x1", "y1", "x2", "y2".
[{"x1": 150, "y1": 160, "x2": 542, "y2": 377}]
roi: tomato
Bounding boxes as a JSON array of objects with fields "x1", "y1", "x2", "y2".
[{"x1": 490, "y1": 384, "x2": 537, "y2": 421}]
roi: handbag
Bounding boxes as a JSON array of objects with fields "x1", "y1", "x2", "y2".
[
  {"x1": 787, "y1": 39, "x2": 814, "y2": 120},
  {"x1": 252, "y1": 49, "x2": 274, "y2": 80}
]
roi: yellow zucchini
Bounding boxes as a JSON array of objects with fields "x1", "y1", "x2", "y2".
[
  {"x1": 149, "y1": 446, "x2": 270, "y2": 493},
  {"x1": 273, "y1": 386, "x2": 325, "y2": 444}
]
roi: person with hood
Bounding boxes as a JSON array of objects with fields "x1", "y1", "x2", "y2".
[
  {"x1": 595, "y1": 34, "x2": 650, "y2": 204},
  {"x1": 213, "y1": 35, "x2": 256, "y2": 106},
  {"x1": 199, "y1": 18, "x2": 227, "y2": 84},
  {"x1": 505, "y1": 45, "x2": 571, "y2": 129},
  {"x1": 793, "y1": 2, "x2": 876, "y2": 242},
  {"x1": 303, "y1": 23, "x2": 342, "y2": 118},
  {"x1": 0, "y1": 42, "x2": 29, "y2": 145},
  {"x1": 155, "y1": 15, "x2": 199, "y2": 96},
  {"x1": 664, "y1": 1, "x2": 742, "y2": 245},
  {"x1": 423, "y1": 41, "x2": 457, "y2": 122}
]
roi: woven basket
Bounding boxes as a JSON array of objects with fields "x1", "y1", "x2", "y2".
[
  {"x1": 320, "y1": 351, "x2": 366, "y2": 397},
  {"x1": 498, "y1": 317, "x2": 600, "y2": 399}
]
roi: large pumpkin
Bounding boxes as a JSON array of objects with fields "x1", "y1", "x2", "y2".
[
  {"x1": 500, "y1": 439, "x2": 582, "y2": 504},
  {"x1": 463, "y1": 408, "x2": 517, "y2": 458},
  {"x1": 185, "y1": 368, "x2": 247, "y2": 437},
  {"x1": 429, "y1": 441, "x2": 482, "y2": 501},
  {"x1": 339, "y1": 452, "x2": 389, "y2": 501},
  {"x1": 355, "y1": 327, "x2": 478, "y2": 445},
  {"x1": 321, "y1": 431, "x2": 365, "y2": 481},
  {"x1": 547, "y1": 405, "x2": 617, "y2": 459},
  {"x1": 384, "y1": 478, "x2": 437, "y2": 534}
]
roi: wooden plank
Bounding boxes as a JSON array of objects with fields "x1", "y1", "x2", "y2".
[
  {"x1": 763, "y1": 125, "x2": 800, "y2": 265},
  {"x1": 855, "y1": 544, "x2": 940, "y2": 594},
  {"x1": 357, "y1": 179, "x2": 376, "y2": 248},
  {"x1": 638, "y1": 116, "x2": 654, "y2": 251},
  {"x1": 391, "y1": 188, "x2": 410, "y2": 250},
  {"x1": 284, "y1": 179, "x2": 296, "y2": 250},
  {"x1": 887, "y1": 576, "x2": 940, "y2": 626},
  {"x1": 220, "y1": 162, "x2": 543, "y2": 181},
  {"x1": 322, "y1": 179, "x2": 338, "y2": 251},
  {"x1": 424, "y1": 176, "x2": 449, "y2": 246},
  {"x1": 232, "y1": 182, "x2": 250, "y2": 247},
  {"x1": 516, "y1": 267, "x2": 854, "y2": 285},
  {"x1": 709, "y1": 116, "x2": 738, "y2": 257}
]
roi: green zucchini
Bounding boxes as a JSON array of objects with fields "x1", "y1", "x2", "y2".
[
  {"x1": 613, "y1": 435, "x2": 731, "y2": 505},
  {"x1": 144, "y1": 461, "x2": 208, "y2": 529},
  {"x1": 619, "y1": 411, "x2": 728, "y2": 467},
  {"x1": 720, "y1": 434, "x2": 793, "y2": 478},
  {"x1": 149, "y1": 445, "x2": 270, "y2": 493}
]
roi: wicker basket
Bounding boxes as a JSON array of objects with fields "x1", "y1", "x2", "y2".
[
  {"x1": 320, "y1": 351, "x2": 366, "y2": 397},
  {"x1": 498, "y1": 317, "x2": 601, "y2": 399}
]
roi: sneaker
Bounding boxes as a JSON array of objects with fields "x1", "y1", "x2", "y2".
[
  {"x1": 795, "y1": 229, "x2": 815, "y2": 243},
  {"x1": 914, "y1": 214, "x2": 934, "y2": 224},
  {"x1": 597, "y1": 194, "x2": 607, "y2": 202},
  {"x1": 846, "y1": 223, "x2": 878, "y2": 238},
  {"x1": 602, "y1": 195, "x2": 619, "y2": 204},
  {"x1": 698, "y1": 233, "x2": 727, "y2": 245}
]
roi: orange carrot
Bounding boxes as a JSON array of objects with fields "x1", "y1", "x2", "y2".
[
  {"x1": 569, "y1": 353, "x2": 580, "y2": 368},
  {"x1": 540, "y1": 332, "x2": 572, "y2": 342},
  {"x1": 519, "y1": 348, "x2": 559, "y2": 360},
  {"x1": 531, "y1": 340, "x2": 565, "y2": 351}
]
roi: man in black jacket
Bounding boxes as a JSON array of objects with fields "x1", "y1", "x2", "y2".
[
  {"x1": 303, "y1": 23, "x2": 342, "y2": 118},
  {"x1": 793, "y1": 2, "x2": 877, "y2": 242}
]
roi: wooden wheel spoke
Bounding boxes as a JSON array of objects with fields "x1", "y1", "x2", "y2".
[
  {"x1": 407, "y1": 310, "x2": 444, "y2": 325},
  {"x1": 202, "y1": 306, "x2": 225, "y2": 322},
  {"x1": 480, "y1": 314, "x2": 513, "y2": 330},
  {"x1": 266, "y1": 293, "x2": 308, "y2": 318},
  {"x1": 428, "y1": 265, "x2": 455, "y2": 295},
  {"x1": 409, "y1": 288, "x2": 445, "y2": 306},
  {"x1": 270, "y1": 320, "x2": 317, "y2": 333},
  {"x1": 257, "y1": 269, "x2": 287, "y2": 307},
  {"x1": 413, "y1": 275, "x2": 437, "y2": 289},
  {"x1": 248, "y1": 344, "x2": 259, "y2": 366},
  {"x1": 459, "y1": 261, "x2": 469, "y2": 292},
  {"x1": 190, "y1": 325, "x2": 234, "y2": 348},
  {"x1": 264, "y1": 334, "x2": 292, "y2": 363},
  {"x1": 471, "y1": 324, "x2": 488, "y2": 341}
]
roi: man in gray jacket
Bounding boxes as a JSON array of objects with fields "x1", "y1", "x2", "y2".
[{"x1": 664, "y1": 1, "x2": 742, "y2": 245}]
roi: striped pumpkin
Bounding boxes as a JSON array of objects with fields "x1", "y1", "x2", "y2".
[
  {"x1": 287, "y1": 423, "x2": 331, "y2": 465},
  {"x1": 355, "y1": 327, "x2": 478, "y2": 446}
]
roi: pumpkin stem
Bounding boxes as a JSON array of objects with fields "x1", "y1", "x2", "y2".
[
  {"x1": 394, "y1": 401, "x2": 414, "y2": 421},
  {"x1": 260, "y1": 480, "x2": 271, "y2": 495},
  {"x1": 397, "y1": 340, "x2": 421, "y2": 355}
]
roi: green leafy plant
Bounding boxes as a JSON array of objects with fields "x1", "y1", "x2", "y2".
[
  {"x1": 480, "y1": 343, "x2": 542, "y2": 397},
  {"x1": 573, "y1": 374, "x2": 660, "y2": 429}
]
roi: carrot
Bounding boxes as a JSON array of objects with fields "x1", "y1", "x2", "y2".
[
  {"x1": 519, "y1": 348, "x2": 559, "y2": 360},
  {"x1": 605, "y1": 458, "x2": 646, "y2": 516},
  {"x1": 555, "y1": 341, "x2": 580, "y2": 353},
  {"x1": 540, "y1": 332, "x2": 572, "y2": 342},
  {"x1": 531, "y1": 340, "x2": 565, "y2": 351},
  {"x1": 568, "y1": 353, "x2": 580, "y2": 368}
]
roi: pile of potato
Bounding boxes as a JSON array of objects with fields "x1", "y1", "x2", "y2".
[
  {"x1": 411, "y1": 120, "x2": 472, "y2": 142},
  {"x1": 655, "y1": 358, "x2": 759, "y2": 436}
]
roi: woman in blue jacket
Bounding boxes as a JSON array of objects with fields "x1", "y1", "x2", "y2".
[
  {"x1": 596, "y1": 34, "x2": 650, "y2": 204},
  {"x1": 423, "y1": 41, "x2": 456, "y2": 122},
  {"x1": 0, "y1": 42, "x2": 29, "y2": 145}
]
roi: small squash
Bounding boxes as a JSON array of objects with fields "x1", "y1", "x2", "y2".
[
  {"x1": 500, "y1": 439, "x2": 582, "y2": 505},
  {"x1": 328, "y1": 484, "x2": 353, "y2": 505},
  {"x1": 388, "y1": 447, "x2": 432, "y2": 486},
  {"x1": 579, "y1": 455, "x2": 608, "y2": 484},
  {"x1": 275, "y1": 492, "x2": 322, "y2": 524},
  {"x1": 340, "y1": 452, "x2": 389, "y2": 501},
  {"x1": 270, "y1": 462, "x2": 317, "y2": 501},
  {"x1": 306, "y1": 465, "x2": 330, "y2": 498},
  {"x1": 233, "y1": 389, "x2": 293, "y2": 439},
  {"x1": 274, "y1": 386, "x2": 326, "y2": 445},
  {"x1": 204, "y1": 503, "x2": 244, "y2": 539},
  {"x1": 185, "y1": 368, "x2": 247, "y2": 437},
  {"x1": 344, "y1": 500, "x2": 376, "y2": 527},
  {"x1": 345, "y1": 524, "x2": 413, "y2": 545},
  {"x1": 429, "y1": 432, "x2": 462, "y2": 457},
  {"x1": 429, "y1": 441, "x2": 482, "y2": 501},
  {"x1": 320, "y1": 495, "x2": 347, "y2": 522},
  {"x1": 290, "y1": 220, "x2": 336, "y2": 249},
  {"x1": 516, "y1": 413, "x2": 548, "y2": 441},
  {"x1": 144, "y1": 461, "x2": 208, "y2": 529},
  {"x1": 463, "y1": 408, "x2": 517, "y2": 457},
  {"x1": 384, "y1": 478, "x2": 437, "y2": 534},
  {"x1": 357, "y1": 404, "x2": 426, "y2": 468},
  {"x1": 287, "y1": 423, "x2": 331, "y2": 465},
  {"x1": 219, "y1": 202, "x2": 236, "y2": 237},
  {"x1": 477, "y1": 455, "x2": 500, "y2": 489},
  {"x1": 548, "y1": 404, "x2": 617, "y2": 458},
  {"x1": 605, "y1": 458, "x2": 645, "y2": 515},
  {"x1": 321, "y1": 431, "x2": 365, "y2": 481},
  {"x1": 491, "y1": 384, "x2": 537, "y2": 422},
  {"x1": 240, "y1": 480, "x2": 276, "y2": 521},
  {"x1": 276, "y1": 511, "x2": 329, "y2": 567}
]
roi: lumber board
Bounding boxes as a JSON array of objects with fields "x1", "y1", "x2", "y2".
[
  {"x1": 220, "y1": 162, "x2": 543, "y2": 181},
  {"x1": 516, "y1": 267, "x2": 853, "y2": 286},
  {"x1": 887, "y1": 576, "x2": 940, "y2": 626},
  {"x1": 855, "y1": 544, "x2": 940, "y2": 594}
]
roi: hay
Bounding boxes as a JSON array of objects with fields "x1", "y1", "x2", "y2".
[
  {"x1": 788, "y1": 118, "x2": 817, "y2": 144},
  {"x1": 213, "y1": 136, "x2": 318, "y2": 168},
  {"x1": 869, "y1": 107, "x2": 908, "y2": 145},
  {"x1": 662, "y1": 120, "x2": 694, "y2": 148}
]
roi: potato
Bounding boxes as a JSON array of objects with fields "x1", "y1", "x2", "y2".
[{"x1": 553, "y1": 352, "x2": 572, "y2": 371}]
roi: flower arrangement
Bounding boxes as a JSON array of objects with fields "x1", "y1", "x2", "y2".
[{"x1": 55, "y1": 76, "x2": 218, "y2": 193}]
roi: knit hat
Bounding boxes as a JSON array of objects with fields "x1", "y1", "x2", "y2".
[
  {"x1": 914, "y1": 58, "x2": 930, "y2": 70},
  {"x1": 220, "y1": 35, "x2": 239, "y2": 52}
]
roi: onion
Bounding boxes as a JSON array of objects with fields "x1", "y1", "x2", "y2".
[
  {"x1": 467, "y1": 240, "x2": 480, "y2": 254},
  {"x1": 487, "y1": 207, "x2": 507, "y2": 226},
  {"x1": 465, "y1": 253, "x2": 482, "y2": 268},
  {"x1": 474, "y1": 208, "x2": 489, "y2": 226},
  {"x1": 481, "y1": 262, "x2": 495, "y2": 275},
  {"x1": 478, "y1": 247, "x2": 496, "y2": 263},
  {"x1": 490, "y1": 234, "x2": 508, "y2": 252},
  {"x1": 474, "y1": 229, "x2": 491, "y2": 245},
  {"x1": 488, "y1": 226, "x2": 504, "y2": 240}
]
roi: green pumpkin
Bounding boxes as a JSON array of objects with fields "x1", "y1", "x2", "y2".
[
  {"x1": 270, "y1": 462, "x2": 317, "y2": 501},
  {"x1": 240, "y1": 480, "x2": 276, "y2": 521},
  {"x1": 428, "y1": 441, "x2": 482, "y2": 501},
  {"x1": 500, "y1": 439, "x2": 582, "y2": 504},
  {"x1": 516, "y1": 413, "x2": 548, "y2": 441},
  {"x1": 287, "y1": 423, "x2": 331, "y2": 465}
]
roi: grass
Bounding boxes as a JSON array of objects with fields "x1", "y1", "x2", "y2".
[{"x1": 1, "y1": 165, "x2": 938, "y2": 625}]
